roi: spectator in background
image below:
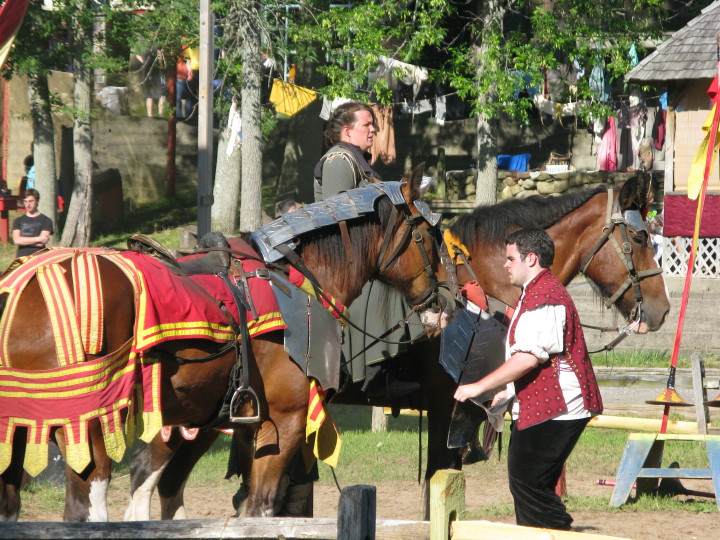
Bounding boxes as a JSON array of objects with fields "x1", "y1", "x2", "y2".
[
  {"x1": 176, "y1": 47, "x2": 193, "y2": 120},
  {"x1": 12, "y1": 189, "x2": 54, "y2": 257},
  {"x1": 136, "y1": 47, "x2": 167, "y2": 117},
  {"x1": 184, "y1": 46, "x2": 200, "y2": 121}
]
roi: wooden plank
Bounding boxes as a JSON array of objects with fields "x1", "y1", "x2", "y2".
[
  {"x1": 664, "y1": 106, "x2": 675, "y2": 192},
  {"x1": 637, "y1": 468, "x2": 713, "y2": 479},
  {"x1": 451, "y1": 520, "x2": 631, "y2": 540},
  {"x1": 655, "y1": 433, "x2": 720, "y2": 441},
  {"x1": 337, "y1": 485, "x2": 376, "y2": 540},
  {"x1": 0, "y1": 518, "x2": 430, "y2": 540}
]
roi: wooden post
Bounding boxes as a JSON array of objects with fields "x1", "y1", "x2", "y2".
[
  {"x1": 430, "y1": 469, "x2": 465, "y2": 540},
  {"x1": 692, "y1": 352, "x2": 709, "y2": 435},
  {"x1": 663, "y1": 106, "x2": 675, "y2": 192},
  {"x1": 337, "y1": 485, "x2": 376, "y2": 540},
  {"x1": 197, "y1": 0, "x2": 214, "y2": 239},
  {"x1": 371, "y1": 406, "x2": 388, "y2": 433}
]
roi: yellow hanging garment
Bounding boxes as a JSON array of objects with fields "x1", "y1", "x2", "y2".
[{"x1": 269, "y1": 78, "x2": 317, "y2": 117}]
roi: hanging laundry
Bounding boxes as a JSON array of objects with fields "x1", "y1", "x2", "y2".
[
  {"x1": 435, "y1": 94, "x2": 447, "y2": 125},
  {"x1": 653, "y1": 109, "x2": 666, "y2": 150},
  {"x1": 377, "y1": 55, "x2": 429, "y2": 99},
  {"x1": 369, "y1": 104, "x2": 396, "y2": 166},
  {"x1": 533, "y1": 95, "x2": 583, "y2": 117},
  {"x1": 589, "y1": 64, "x2": 611, "y2": 102},
  {"x1": 598, "y1": 116, "x2": 617, "y2": 171},
  {"x1": 400, "y1": 99, "x2": 433, "y2": 115},
  {"x1": 319, "y1": 96, "x2": 353, "y2": 120},
  {"x1": 628, "y1": 44, "x2": 639, "y2": 67},
  {"x1": 269, "y1": 79, "x2": 317, "y2": 117}
]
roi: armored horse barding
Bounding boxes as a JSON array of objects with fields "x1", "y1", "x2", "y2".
[
  {"x1": 0, "y1": 167, "x2": 452, "y2": 521},
  {"x1": 125, "y1": 173, "x2": 670, "y2": 520}
]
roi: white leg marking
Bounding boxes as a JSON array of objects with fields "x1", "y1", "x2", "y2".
[
  {"x1": 123, "y1": 466, "x2": 167, "y2": 521},
  {"x1": 87, "y1": 478, "x2": 109, "y2": 522}
]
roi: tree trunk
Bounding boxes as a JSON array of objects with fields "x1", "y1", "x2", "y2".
[
  {"x1": 60, "y1": 4, "x2": 94, "y2": 247},
  {"x1": 211, "y1": 108, "x2": 242, "y2": 233},
  {"x1": 238, "y1": 1, "x2": 263, "y2": 233},
  {"x1": 26, "y1": 72, "x2": 58, "y2": 234},
  {"x1": 474, "y1": 0, "x2": 503, "y2": 206}
]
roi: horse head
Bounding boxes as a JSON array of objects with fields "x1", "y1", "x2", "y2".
[
  {"x1": 377, "y1": 163, "x2": 457, "y2": 330},
  {"x1": 578, "y1": 173, "x2": 670, "y2": 333}
]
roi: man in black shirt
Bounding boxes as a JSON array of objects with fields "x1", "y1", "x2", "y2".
[{"x1": 12, "y1": 189, "x2": 54, "y2": 257}]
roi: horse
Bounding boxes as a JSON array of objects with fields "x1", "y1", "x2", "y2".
[
  {"x1": 0, "y1": 166, "x2": 451, "y2": 522},
  {"x1": 124, "y1": 172, "x2": 670, "y2": 520}
]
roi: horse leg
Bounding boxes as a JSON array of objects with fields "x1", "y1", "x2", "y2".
[
  {"x1": 124, "y1": 433, "x2": 176, "y2": 520},
  {"x1": 228, "y1": 428, "x2": 255, "y2": 512},
  {"x1": 239, "y1": 407, "x2": 306, "y2": 517},
  {"x1": 156, "y1": 430, "x2": 220, "y2": 519},
  {"x1": 56, "y1": 420, "x2": 113, "y2": 522},
  {"x1": 0, "y1": 429, "x2": 28, "y2": 521}
]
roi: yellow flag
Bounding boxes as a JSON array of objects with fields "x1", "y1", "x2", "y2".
[{"x1": 687, "y1": 104, "x2": 720, "y2": 200}]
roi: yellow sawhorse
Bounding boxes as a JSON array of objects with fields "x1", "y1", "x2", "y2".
[{"x1": 610, "y1": 433, "x2": 720, "y2": 509}]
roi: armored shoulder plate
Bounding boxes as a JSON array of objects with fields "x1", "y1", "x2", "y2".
[{"x1": 251, "y1": 182, "x2": 407, "y2": 262}]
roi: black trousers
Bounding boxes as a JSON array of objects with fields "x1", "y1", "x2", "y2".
[{"x1": 507, "y1": 417, "x2": 590, "y2": 530}]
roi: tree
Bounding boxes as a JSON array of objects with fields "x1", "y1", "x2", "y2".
[
  {"x1": 60, "y1": 2, "x2": 95, "y2": 246},
  {"x1": 4, "y1": 0, "x2": 72, "y2": 230},
  {"x1": 287, "y1": 0, "x2": 675, "y2": 204}
]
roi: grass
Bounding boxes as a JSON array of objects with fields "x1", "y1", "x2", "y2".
[
  {"x1": 591, "y1": 350, "x2": 720, "y2": 370},
  {"x1": 17, "y1": 404, "x2": 719, "y2": 520}
]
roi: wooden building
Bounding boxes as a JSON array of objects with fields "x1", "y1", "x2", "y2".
[{"x1": 626, "y1": 0, "x2": 720, "y2": 278}]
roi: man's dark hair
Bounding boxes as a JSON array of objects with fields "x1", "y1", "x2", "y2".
[
  {"x1": 505, "y1": 227, "x2": 555, "y2": 268},
  {"x1": 323, "y1": 101, "x2": 376, "y2": 148},
  {"x1": 23, "y1": 188, "x2": 40, "y2": 201}
]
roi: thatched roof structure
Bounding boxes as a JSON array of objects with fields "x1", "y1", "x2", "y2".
[{"x1": 626, "y1": 1, "x2": 720, "y2": 83}]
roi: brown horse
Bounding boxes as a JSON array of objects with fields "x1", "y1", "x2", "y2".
[
  {"x1": 0, "y1": 168, "x2": 449, "y2": 522},
  {"x1": 125, "y1": 173, "x2": 670, "y2": 520}
]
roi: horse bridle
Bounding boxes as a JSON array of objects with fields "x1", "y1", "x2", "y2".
[
  {"x1": 279, "y1": 198, "x2": 454, "y2": 346},
  {"x1": 374, "y1": 201, "x2": 454, "y2": 314},
  {"x1": 579, "y1": 188, "x2": 663, "y2": 350}
]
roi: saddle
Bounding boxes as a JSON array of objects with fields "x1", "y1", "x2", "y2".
[{"x1": 127, "y1": 233, "x2": 230, "y2": 276}]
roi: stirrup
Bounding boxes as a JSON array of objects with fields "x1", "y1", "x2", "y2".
[{"x1": 229, "y1": 386, "x2": 261, "y2": 423}]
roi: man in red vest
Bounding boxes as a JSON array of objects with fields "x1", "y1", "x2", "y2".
[{"x1": 454, "y1": 227, "x2": 603, "y2": 530}]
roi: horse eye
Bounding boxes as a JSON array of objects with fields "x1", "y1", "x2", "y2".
[{"x1": 630, "y1": 232, "x2": 647, "y2": 245}]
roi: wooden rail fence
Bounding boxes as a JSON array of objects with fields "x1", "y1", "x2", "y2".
[{"x1": 0, "y1": 471, "x2": 633, "y2": 540}]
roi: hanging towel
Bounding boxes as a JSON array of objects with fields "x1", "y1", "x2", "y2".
[
  {"x1": 269, "y1": 79, "x2": 317, "y2": 117},
  {"x1": 369, "y1": 104, "x2": 396, "y2": 166},
  {"x1": 598, "y1": 116, "x2": 617, "y2": 171}
]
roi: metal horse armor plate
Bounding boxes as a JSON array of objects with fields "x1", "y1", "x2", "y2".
[
  {"x1": 270, "y1": 271, "x2": 343, "y2": 392},
  {"x1": 251, "y1": 182, "x2": 408, "y2": 263}
]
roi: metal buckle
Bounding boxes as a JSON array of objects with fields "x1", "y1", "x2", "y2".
[{"x1": 253, "y1": 267, "x2": 270, "y2": 280}]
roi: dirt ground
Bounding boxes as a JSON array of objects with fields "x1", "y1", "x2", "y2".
[{"x1": 17, "y1": 467, "x2": 718, "y2": 539}]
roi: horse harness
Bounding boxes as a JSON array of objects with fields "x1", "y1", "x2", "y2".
[
  {"x1": 579, "y1": 188, "x2": 663, "y2": 352},
  {"x1": 252, "y1": 182, "x2": 454, "y2": 347}
]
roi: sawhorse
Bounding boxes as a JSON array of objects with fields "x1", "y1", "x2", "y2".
[{"x1": 610, "y1": 433, "x2": 720, "y2": 510}]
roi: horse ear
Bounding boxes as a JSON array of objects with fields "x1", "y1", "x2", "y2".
[
  {"x1": 618, "y1": 172, "x2": 652, "y2": 212},
  {"x1": 404, "y1": 162, "x2": 426, "y2": 202}
]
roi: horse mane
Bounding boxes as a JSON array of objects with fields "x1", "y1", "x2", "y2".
[
  {"x1": 450, "y1": 185, "x2": 607, "y2": 248},
  {"x1": 294, "y1": 195, "x2": 393, "y2": 264}
]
